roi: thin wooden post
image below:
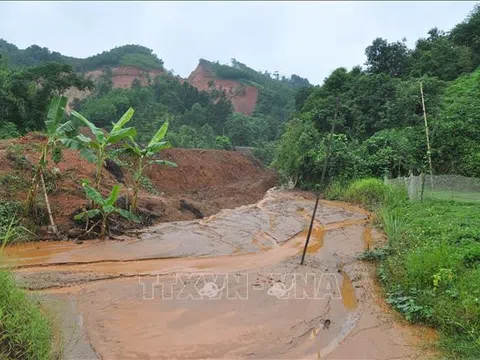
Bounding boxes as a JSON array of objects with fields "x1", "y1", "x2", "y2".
[
  {"x1": 301, "y1": 97, "x2": 340, "y2": 265},
  {"x1": 420, "y1": 82, "x2": 434, "y2": 190},
  {"x1": 300, "y1": 190, "x2": 320, "y2": 265},
  {"x1": 420, "y1": 172, "x2": 426, "y2": 202}
]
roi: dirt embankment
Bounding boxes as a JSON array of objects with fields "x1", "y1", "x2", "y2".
[
  {"x1": 187, "y1": 63, "x2": 258, "y2": 115},
  {"x1": 0, "y1": 134, "x2": 276, "y2": 237}
]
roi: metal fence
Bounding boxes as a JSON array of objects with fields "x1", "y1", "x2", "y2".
[{"x1": 386, "y1": 174, "x2": 480, "y2": 203}]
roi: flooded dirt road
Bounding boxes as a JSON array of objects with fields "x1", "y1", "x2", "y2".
[{"x1": 5, "y1": 189, "x2": 434, "y2": 359}]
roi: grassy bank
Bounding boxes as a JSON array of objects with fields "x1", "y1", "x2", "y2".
[
  {"x1": 326, "y1": 178, "x2": 480, "y2": 358},
  {"x1": 0, "y1": 230, "x2": 53, "y2": 359},
  {"x1": 0, "y1": 270, "x2": 53, "y2": 359}
]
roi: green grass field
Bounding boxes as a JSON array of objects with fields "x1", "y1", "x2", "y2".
[
  {"x1": 425, "y1": 189, "x2": 480, "y2": 203},
  {"x1": 326, "y1": 178, "x2": 480, "y2": 358}
]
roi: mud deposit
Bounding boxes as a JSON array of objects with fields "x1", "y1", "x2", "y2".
[{"x1": 5, "y1": 189, "x2": 434, "y2": 359}]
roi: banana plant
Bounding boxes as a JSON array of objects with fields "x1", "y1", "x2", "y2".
[
  {"x1": 66, "y1": 108, "x2": 137, "y2": 189},
  {"x1": 74, "y1": 181, "x2": 139, "y2": 240},
  {"x1": 123, "y1": 120, "x2": 177, "y2": 212},
  {"x1": 25, "y1": 96, "x2": 76, "y2": 234}
]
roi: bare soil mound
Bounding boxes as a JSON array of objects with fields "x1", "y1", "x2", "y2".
[{"x1": 0, "y1": 134, "x2": 276, "y2": 238}]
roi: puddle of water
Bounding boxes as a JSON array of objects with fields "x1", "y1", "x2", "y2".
[
  {"x1": 295, "y1": 226, "x2": 325, "y2": 254},
  {"x1": 362, "y1": 227, "x2": 373, "y2": 251},
  {"x1": 340, "y1": 271, "x2": 358, "y2": 310}
]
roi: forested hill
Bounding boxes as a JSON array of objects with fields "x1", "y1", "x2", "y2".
[
  {"x1": 0, "y1": 39, "x2": 310, "y2": 152},
  {"x1": 0, "y1": 40, "x2": 164, "y2": 71},
  {"x1": 275, "y1": 4, "x2": 480, "y2": 184}
]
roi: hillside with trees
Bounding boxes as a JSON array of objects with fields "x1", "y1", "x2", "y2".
[
  {"x1": 274, "y1": 5, "x2": 480, "y2": 186},
  {"x1": 0, "y1": 41, "x2": 164, "y2": 71},
  {"x1": 0, "y1": 40, "x2": 309, "y2": 153}
]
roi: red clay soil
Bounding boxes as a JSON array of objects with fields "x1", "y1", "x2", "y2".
[
  {"x1": 86, "y1": 66, "x2": 164, "y2": 89},
  {"x1": 65, "y1": 66, "x2": 164, "y2": 111},
  {"x1": 0, "y1": 134, "x2": 276, "y2": 237},
  {"x1": 187, "y1": 64, "x2": 258, "y2": 115}
]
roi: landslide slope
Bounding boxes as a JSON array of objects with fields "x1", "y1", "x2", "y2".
[{"x1": 0, "y1": 134, "x2": 276, "y2": 237}]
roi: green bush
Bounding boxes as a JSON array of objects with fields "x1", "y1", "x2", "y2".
[
  {"x1": 0, "y1": 122, "x2": 20, "y2": 139},
  {"x1": 343, "y1": 178, "x2": 387, "y2": 209},
  {"x1": 324, "y1": 181, "x2": 347, "y2": 201},
  {"x1": 214, "y1": 135, "x2": 233, "y2": 150},
  {"x1": 0, "y1": 173, "x2": 30, "y2": 193},
  {"x1": 0, "y1": 270, "x2": 53, "y2": 359},
  {"x1": 326, "y1": 178, "x2": 407, "y2": 210},
  {"x1": 0, "y1": 200, "x2": 31, "y2": 244}
]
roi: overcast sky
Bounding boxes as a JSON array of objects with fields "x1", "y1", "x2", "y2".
[{"x1": 0, "y1": 1, "x2": 476, "y2": 84}]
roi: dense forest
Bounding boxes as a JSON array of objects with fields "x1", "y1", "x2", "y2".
[
  {"x1": 1, "y1": 4, "x2": 480, "y2": 181},
  {"x1": 0, "y1": 41, "x2": 164, "y2": 71},
  {"x1": 275, "y1": 5, "x2": 480, "y2": 184}
]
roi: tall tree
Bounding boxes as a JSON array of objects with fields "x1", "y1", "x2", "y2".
[{"x1": 365, "y1": 37, "x2": 411, "y2": 77}]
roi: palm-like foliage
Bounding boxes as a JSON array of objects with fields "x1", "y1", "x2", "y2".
[
  {"x1": 124, "y1": 120, "x2": 177, "y2": 212},
  {"x1": 66, "y1": 108, "x2": 137, "y2": 188},
  {"x1": 74, "y1": 181, "x2": 139, "y2": 240},
  {"x1": 25, "y1": 96, "x2": 76, "y2": 233}
]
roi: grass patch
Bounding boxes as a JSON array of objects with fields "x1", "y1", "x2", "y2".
[
  {"x1": 328, "y1": 178, "x2": 480, "y2": 358},
  {"x1": 0, "y1": 173, "x2": 30, "y2": 193},
  {"x1": 0, "y1": 271, "x2": 53, "y2": 359},
  {"x1": 0, "y1": 200, "x2": 33, "y2": 244},
  {"x1": 0, "y1": 226, "x2": 53, "y2": 359},
  {"x1": 424, "y1": 189, "x2": 480, "y2": 203},
  {"x1": 325, "y1": 178, "x2": 407, "y2": 210},
  {"x1": 140, "y1": 175, "x2": 159, "y2": 195},
  {"x1": 5, "y1": 144, "x2": 30, "y2": 171}
]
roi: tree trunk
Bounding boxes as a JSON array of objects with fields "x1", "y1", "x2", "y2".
[
  {"x1": 40, "y1": 172, "x2": 57, "y2": 236},
  {"x1": 100, "y1": 215, "x2": 107, "y2": 240},
  {"x1": 95, "y1": 159, "x2": 103, "y2": 190},
  {"x1": 131, "y1": 158, "x2": 143, "y2": 213},
  {"x1": 24, "y1": 170, "x2": 40, "y2": 215}
]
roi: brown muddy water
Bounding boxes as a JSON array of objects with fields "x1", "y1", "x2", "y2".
[{"x1": 5, "y1": 189, "x2": 435, "y2": 359}]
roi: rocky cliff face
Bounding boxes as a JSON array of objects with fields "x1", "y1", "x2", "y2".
[
  {"x1": 86, "y1": 66, "x2": 164, "y2": 88},
  {"x1": 65, "y1": 66, "x2": 164, "y2": 111},
  {"x1": 66, "y1": 64, "x2": 259, "y2": 116},
  {"x1": 187, "y1": 64, "x2": 258, "y2": 115}
]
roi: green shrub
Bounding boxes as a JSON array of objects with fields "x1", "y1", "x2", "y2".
[
  {"x1": 0, "y1": 270, "x2": 53, "y2": 359},
  {"x1": 140, "y1": 175, "x2": 159, "y2": 195},
  {"x1": 5, "y1": 144, "x2": 30, "y2": 171},
  {"x1": 343, "y1": 178, "x2": 388, "y2": 209},
  {"x1": 214, "y1": 135, "x2": 233, "y2": 150},
  {"x1": 0, "y1": 200, "x2": 31, "y2": 244},
  {"x1": 326, "y1": 178, "x2": 407, "y2": 210},
  {"x1": 0, "y1": 122, "x2": 19, "y2": 139},
  {"x1": 324, "y1": 181, "x2": 347, "y2": 200},
  {"x1": 0, "y1": 173, "x2": 30, "y2": 193}
]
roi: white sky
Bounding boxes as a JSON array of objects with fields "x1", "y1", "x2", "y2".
[{"x1": 0, "y1": 1, "x2": 476, "y2": 84}]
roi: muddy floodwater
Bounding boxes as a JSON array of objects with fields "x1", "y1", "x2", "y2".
[{"x1": 5, "y1": 189, "x2": 435, "y2": 359}]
